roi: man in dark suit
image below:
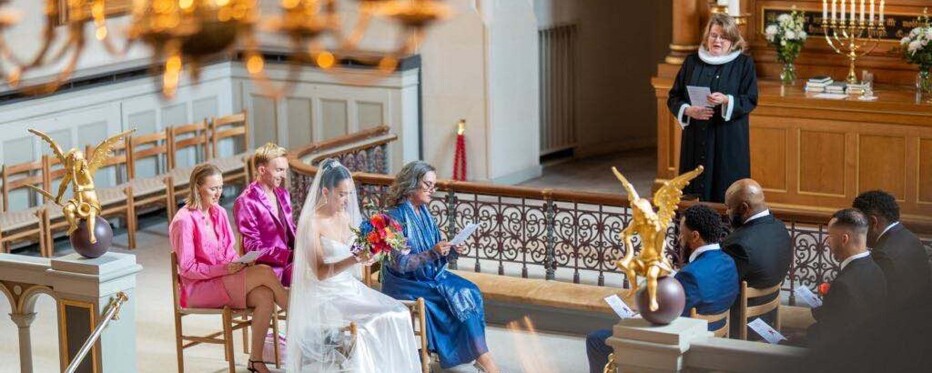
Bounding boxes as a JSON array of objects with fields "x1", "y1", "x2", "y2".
[
  {"x1": 806, "y1": 209, "x2": 886, "y2": 346},
  {"x1": 721, "y1": 179, "x2": 792, "y2": 337},
  {"x1": 585, "y1": 205, "x2": 738, "y2": 373},
  {"x1": 852, "y1": 190, "x2": 932, "y2": 312},
  {"x1": 804, "y1": 209, "x2": 887, "y2": 373}
]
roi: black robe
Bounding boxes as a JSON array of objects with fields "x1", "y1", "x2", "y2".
[{"x1": 667, "y1": 53, "x2": 758, "y2": 203}]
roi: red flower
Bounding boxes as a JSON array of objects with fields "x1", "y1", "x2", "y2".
[
  {"x1": 390, "y1": 220, "x2": 402, "y2": 231},
  {"x1": 818, "y1": 282, "x2": 831, "y2": 296},
  {"x1": 367, "y1": 231, "x2": 379, "y2": 243},
  {"x1": 372, "y1": 214, "x2": 387, "y2": 230}
]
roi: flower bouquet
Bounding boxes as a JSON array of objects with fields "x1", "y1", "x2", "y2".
[
  {"x1": 900, "y1": 11, "x2": 932, "y2": 95},
  {"x1": 351, "y1": 213, "x2": 408, "y2": 262},
  {"x1": 764, "y1": 8, "x2": 808, "y2": 85}
]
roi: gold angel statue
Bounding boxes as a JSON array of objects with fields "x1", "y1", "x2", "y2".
[
  {"x1": 612, "y1": 165, "x2": 703, "y2": 312},
  {"x1": 28, "y1": 129, "x2": 135, "y2": 244}
]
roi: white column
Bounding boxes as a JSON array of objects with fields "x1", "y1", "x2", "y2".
[
  {"x1": 606, "y1": 317, "x2": 711, "y2": 372},
  {"x1": 48, "y1": 252, "x2": 142, "y2": 373},
  {"x1": 10, "y1": 312, "x2": 37, "y2": 373}
]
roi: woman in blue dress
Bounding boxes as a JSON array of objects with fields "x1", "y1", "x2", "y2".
[{"x1": 382, "y1": 161, "x2": 500, "y2": 373}]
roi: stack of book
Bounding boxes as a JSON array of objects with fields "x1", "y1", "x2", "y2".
[
  {"x1": 805, "y1": 76, "x2": 833, "y2": 93},
  {"x1": 825, "y1": 82, "x2": 847, "y2": 94}
]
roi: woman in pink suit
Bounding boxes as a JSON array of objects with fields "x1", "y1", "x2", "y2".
[{"x1": 170, "y1": 163, "x2": 289, "y2": 373}]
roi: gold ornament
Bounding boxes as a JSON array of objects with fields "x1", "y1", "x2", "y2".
[
  {"x1": 612, "y1": 165, "x2": 703, "y2": 312},
  {"x1": 27, "y1": 128, "x2": 135, "y2": 244}
]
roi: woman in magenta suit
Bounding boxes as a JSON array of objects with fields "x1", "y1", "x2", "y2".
[{"x1": 170, "y1": 163, "x2": 289, "y2": 373}]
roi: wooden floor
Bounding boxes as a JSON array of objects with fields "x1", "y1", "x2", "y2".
[{"x1": 519, "y1": 148, "x2": 657, "y2": 195}]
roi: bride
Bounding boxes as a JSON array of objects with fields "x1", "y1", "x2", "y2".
[{"x1": 286, "y1": 158, "x2": 422, "y2": 372}]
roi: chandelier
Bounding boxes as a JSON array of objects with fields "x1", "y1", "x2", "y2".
[{"x1": 0, "y1": 0, "x2": 449, "y2": 98}]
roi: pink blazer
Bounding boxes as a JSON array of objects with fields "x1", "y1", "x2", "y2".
[
  {"x1": 170, "y1": 205, "x2": 238, "y2": 308},
  {"x1": 233, "y1": 181, "x2": 296, "y2": 286}
]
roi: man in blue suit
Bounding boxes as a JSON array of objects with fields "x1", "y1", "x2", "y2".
[{"x1": 586, "y1": 205, "x2": 738, "y2": 373}]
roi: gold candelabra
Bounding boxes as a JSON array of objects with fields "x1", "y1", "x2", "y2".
[{"x1": 822, "y1": 0, "x2": 886, "y2": 85}]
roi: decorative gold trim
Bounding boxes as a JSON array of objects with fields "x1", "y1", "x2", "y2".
[
  {"x1": 56, "y1": 0, "x2": 132, "y2": 26},
  {"x1": 58, "y1": 299, "x2": 99, "y2": 373},
  {"x1": 665, "y1": 56, "x2": 686, "y2": 65}
]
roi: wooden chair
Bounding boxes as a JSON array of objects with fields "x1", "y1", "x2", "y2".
[
  {"x1": 126, "y1": 129, "x2": 172, "y2": 230},
  {"x1": 738, "y1": 281, "x2": 782, "y2": 340},
  {"x1": 0, "y1": 158, "x2": 47, "y2": 254},
  {"x1": 690, "y1": 307, "x2": 730, "y2": 338},
  {"x1": 165, "y1": 120, "x2": 211, "y2": 220},
  {"x1": 401, "y1": 298, "x2": 431, "y2": 373},
  {"x1": 171, "y1": 252, "x2": 253, "y2": 373},
  {"x1": 208, "y1": 111, "x2": 250, "y2": 186}
]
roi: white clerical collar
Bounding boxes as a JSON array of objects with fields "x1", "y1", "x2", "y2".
[
  {"x1": 698, "y1": 47, "x2": 741, "y2": 65},
  {"x1": 689, "y1": 243, "x2": 721, "y2": 263},
  {"x1": 840, "y1": 251, "x2": 870, "y2": 271},
  {"x1": 878, "y1": 221, "x2": 900, "y2": 240},
  {"x1": 745, "y1": 209, "x2": 771, "y2": 224}
]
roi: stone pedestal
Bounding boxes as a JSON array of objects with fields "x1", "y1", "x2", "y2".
[
  {"x1": 49, "y1": 252, "x2": 142, "y2": 373},
  {"x1": 605, "y1": 317, "x2": 711, "y2": 372}
]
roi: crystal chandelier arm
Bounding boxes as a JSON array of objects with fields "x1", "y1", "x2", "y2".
[{"x1": 92, "y1": 0, "x2": 133, "y2": 57}]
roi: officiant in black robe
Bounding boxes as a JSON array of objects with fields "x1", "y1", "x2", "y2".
[{"x1": 667, "y1": 13, "x2": 759, "y2": 203}]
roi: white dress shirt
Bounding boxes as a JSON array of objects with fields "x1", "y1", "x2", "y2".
[
  {"x1": 689, "y1": 243, "x2": 721, "y2": 263},
  {"x1": 839, "y1": 251, "x2": 871, "y2": 271},
  {"x1": 744, "y1": 209, "x2": 771, "y2": 224}
]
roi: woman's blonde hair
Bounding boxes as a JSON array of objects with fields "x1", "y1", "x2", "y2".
[
  {"x1": 702, "y1": 13, "x2": 746, "y2": 53},
  {"x1": 185, "y1": 163, "x2": 223, "y2": 210}
]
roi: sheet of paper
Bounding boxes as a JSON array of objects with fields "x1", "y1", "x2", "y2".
[
  {"x1": 793, "y1": 286, "x2": 823, "y2": 308},
  {"x1": 812, "y1": 93, "x2": 849, "y2": 100},
  {"x1": 748, "y1": 318, "x2": 787, "y2": 344},
  {"x1": 234, "y1": 250, "x2": 261, "y2": 264},
  {"x1": 450, "y1": 223, "x2": 479, "y2": 246},
  {"x1": 603, "y1": 294, "x2": 637, "y2": 319},
  {"x1": 686, "y1": 85, "x2": 713, "y2": 107}
]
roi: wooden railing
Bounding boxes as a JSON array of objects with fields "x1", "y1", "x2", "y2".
[{"x1": 288, "y1": 129, "x2": 932, "y2": 306}]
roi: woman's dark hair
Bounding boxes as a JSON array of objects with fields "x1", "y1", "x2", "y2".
[
  {"x1": 681, "y1": 204, "x2": 725, "y2": 244},
  {"x1": 319, "y1": 158, "x2": 351, "y2": 190},
  {"x1": 385, "y1": 161, "x2": 435, "y2": 207}
]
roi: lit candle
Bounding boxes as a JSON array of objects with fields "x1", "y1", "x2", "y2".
[
  {"x1": 851, "y1": 0, "x2": 856, "y2": 22},
  {"x1": 870, "y1": 0, "x2": 875, "y2": 24},
  {"x1": 832, "y1": 0, "x2": 837, "y2": 21},
  {"x1": 823, "y1": 0, "x2": 829, "y2": 22},
  {"x1": 841, "y1": 0, "x2": 846, "y2": 23},
  {"x1": 728, "y1": 0, "x2": 741, "y2": 16},
  {"x1": 860, "y1": 0, "x2": 865, "y2": 22},
  {"x1": 879, "y1": 0, "x2": 884, "y2": 26}
]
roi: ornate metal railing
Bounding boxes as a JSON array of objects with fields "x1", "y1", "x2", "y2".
[{"x1": 288, "y1": 130, "x2": 932, "y2": 306}]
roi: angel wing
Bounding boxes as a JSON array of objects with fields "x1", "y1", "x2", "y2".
[
  {"x1": 87, "y1": 130, "x2": 135, "y2": 174},
  {"x1": 28, "y1": 129, "x2": 66, "y2": 164},
  {"x1": 611, "y1": 167, "x2": 640, "y2": 202},
  {"x1": 653, "y1": 165, "x2": 704, "y2": 226}
]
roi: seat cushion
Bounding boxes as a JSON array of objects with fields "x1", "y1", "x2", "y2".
[
  {"x1": 124, "y1": 177, "x2": 166, "y2": 197},
  {"x1": 97, "y1": 186, "x2": 129, "y2": 206},
  {"x1": 168, "y1": 167, "x2": 194, "y2": 188},
  {"x1": 208, "y1": 153, "x2": 248, "y2": 173},
  {"x1": 0, "y1": 206, "x2": 42, "y2": 232}
]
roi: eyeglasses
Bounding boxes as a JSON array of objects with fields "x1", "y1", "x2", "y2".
[
  {"x1": 420, "y1": 181, "x2": 436, "y2": 192},
  {"x1": 708, "y1": 33, "x2": 731, "y2": 42}
]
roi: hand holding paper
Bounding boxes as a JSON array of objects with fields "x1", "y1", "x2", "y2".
[
  {"x1": 793, "y1": 286, "x2": 823, "y2": 308},
  {"x1": 748, "y1": 318, "x2": 787, "y2": 344},
  {"x1": 687, "y1": 86, "x2": 714, "y2": 108},
  {"x1": 604, "y1": 294, "x2": 638, "y2": 319}
]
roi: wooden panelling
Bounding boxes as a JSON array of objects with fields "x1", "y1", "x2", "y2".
[
  {"x1": 799, "y1": 131, "x2": 846, "y2": 196},
  {"x1": 917, "y1": 139, "x2": 932, "y2": 204},
  {"x1": 858, "y1": 135, "x2": 907, "y2": 198},
  {"x1": 750, "y1": 127, "x2": 787, "y2": 191},
  {"x1": 321, "y1": 99, "x2": 349, "y2": 139},
  {"x1": 286, "y1": 98, "x2": 313, "y2": 149}
]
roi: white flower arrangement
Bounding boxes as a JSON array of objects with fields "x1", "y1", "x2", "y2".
[
  {"x1": 900, "y1": 22, "x2": 932, "y2": 69},
  {"x1": 765, "y1": 9, "x2": 808, "y2": 64}
]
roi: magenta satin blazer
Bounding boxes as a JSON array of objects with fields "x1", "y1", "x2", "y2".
[
  {"x1": 170, "y1": 205, "x2": 238, "y2": 308},
  {"x1": 233, "y1": 181, "x2": 296, "y2": 286}
]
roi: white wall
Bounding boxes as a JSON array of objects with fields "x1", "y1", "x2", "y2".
[{"x1": 0, "y1": 0, "x2": 542, "y2": 184}]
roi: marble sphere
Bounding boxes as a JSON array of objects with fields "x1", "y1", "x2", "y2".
[
  {"x1": 70, "y1": 217, "x2": 113, "y2": 259},
  {"x1": 635, "y1": 275, "x2": 686, "y2": 325}
]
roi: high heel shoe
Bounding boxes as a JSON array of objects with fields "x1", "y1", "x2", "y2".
[{"x1": 247, "y1": 359, "x2": 268, "y2": 373}]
